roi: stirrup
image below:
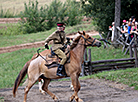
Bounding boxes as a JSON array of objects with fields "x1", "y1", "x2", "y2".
[{"x1": 56, "y1": 73, "x2": 66, "y2": 77}]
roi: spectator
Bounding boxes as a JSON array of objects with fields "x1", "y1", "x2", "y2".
[
  {"x1": 121, "y1": 26, "x2": 128, "y2": 34},
  {"x1": 111, "y1": 22, "x2": 115, "y2": 42},
  {"x1": 121, "y1": 20, "x2": 127, "y2": 31},
  {"x1": 131, "y1": 16, "x2": 136, "y2": 23},
  {"x1": 127, "y1": 22, "x2": 132, "y2": 42},
  {"x1": 135, "y1": 22, "x2": 138, "y2": 32}
]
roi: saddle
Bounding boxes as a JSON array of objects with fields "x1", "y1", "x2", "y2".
[{"x1": 44, "y1": 49, "x2": 70, "y2": 69}]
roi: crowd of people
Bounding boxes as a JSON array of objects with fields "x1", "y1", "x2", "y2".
[{"x1": 110, "y1": 16, "x2": 138, "y2": 43}]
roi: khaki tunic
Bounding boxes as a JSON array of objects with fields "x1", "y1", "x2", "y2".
[
  {"x1": 45, "y1": 31, "x2": 66, "y2": 51},
  {"x1": 45, "y1": 30, "x2": 67, "y2": 65}
]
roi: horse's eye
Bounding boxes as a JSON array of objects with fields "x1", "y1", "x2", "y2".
[{"x1": 88, "y1": 37, "x2": 91, "y2": 39}]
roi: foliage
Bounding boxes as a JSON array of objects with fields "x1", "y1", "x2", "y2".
[
  {"x1": 81, "y1": 0, "x2": 138, "y2": 36},
  {"x1": 0, "y1": 6, "x2": 17, "y2": 18},
  {"x1": 81, "y1": 0, "x2": 115, "y2": 34},
  {"x1": 19, "y1": 0, "x2": 48, "y2": 34},
  {"x1": 19, "y1": 0, "x2": 83, "y2": 34},
  {"x1": 64, "y1": 0, "x2": 83, "y2": 26},
  {"x1": 0, "y1": 23, "x2": 23, "y2": 36}
]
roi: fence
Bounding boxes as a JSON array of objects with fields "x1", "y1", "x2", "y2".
[{"x1": 82, "y1": 47, "x2": 138, "y2": 76}]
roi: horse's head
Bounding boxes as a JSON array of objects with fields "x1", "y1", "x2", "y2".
[{"x1": 78, "y1": 31, "x2": 101, "y2": 47}]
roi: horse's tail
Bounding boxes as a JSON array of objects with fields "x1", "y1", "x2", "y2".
[{"x1": 13, "y1": 60, "x2": 30, "y2": 97}]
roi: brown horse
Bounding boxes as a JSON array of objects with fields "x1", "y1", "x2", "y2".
[{"x1": 13, "y1": 31, "x2": 101, "y2": 102}]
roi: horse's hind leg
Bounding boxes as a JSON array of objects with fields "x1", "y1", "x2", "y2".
[
  {"x1": 70, "y1": 74, "x2": 83, "y2": 102},
  {"x1": 23, "y1": 77, "x2": 38, "y2": 102},
  {"x1": 38, "y1": 78, "x2": 45, "y2": 95},
  {"x1": 42, "y1": 78, "x2": 59, "y2": 101}
]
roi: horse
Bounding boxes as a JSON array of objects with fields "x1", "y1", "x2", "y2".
[{"x1": 13, "y1": 31, "x2": 101, "y2": 102}]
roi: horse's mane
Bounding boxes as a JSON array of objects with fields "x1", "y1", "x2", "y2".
[{"x1": 70, "y1": 33, "x2": 82, "y2": 50}]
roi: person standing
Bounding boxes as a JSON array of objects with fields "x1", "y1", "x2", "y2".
[{"x1": 111, "y1": 22, "x2": 115, "y2": 42}]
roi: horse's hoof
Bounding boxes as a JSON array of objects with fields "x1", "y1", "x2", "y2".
[
  {"x1": 39, "y1": 90, "x2": 46, "y2": 95},
  {"x1": 54, "y1": 96, "x2": 59, "y2": 102},
  {"x1": 69, "y1": 97, "x2": 73, "y2": 102},
  {"x1": 54, "y1": 98, "x2": 59, "y2": 102},
  {"x1": 42, "y1": 92, "x2": 46, "y2": 95},
  {"x1": 77, "y1": 98, "x2": 84, "y2": 102}
]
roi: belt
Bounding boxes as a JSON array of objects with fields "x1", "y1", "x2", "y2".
[{"x1": 54, "y1": 42, "x2": 62, "y2": 44}]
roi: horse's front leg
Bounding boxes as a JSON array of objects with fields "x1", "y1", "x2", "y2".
[{"x1": 69, "y1": 74, "x2": 83, "y2": 102}]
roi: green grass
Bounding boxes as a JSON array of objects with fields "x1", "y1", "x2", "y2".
[
  {"x1": 0, "y1": 44, "x2": 130, "y2": 89},
  {"x1": 0, "y1": 48, "x2": 38, "y2": 88},
  {"x1": 0, "y1": 0, "x2": 67, "y2": 14},
  {"x1": 82, "y1": 68, "x2": 138, "y2": 90},
  {"x1": 0, "y1": 96, "x2": 4, "y2": 102},
  {"x1": 0, "y1": 22, "x2": 94, "y2": 47}
]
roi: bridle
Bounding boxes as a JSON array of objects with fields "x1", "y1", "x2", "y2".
[{"x1": 79, "y1": 35, "x2": 96, "y2": 47}]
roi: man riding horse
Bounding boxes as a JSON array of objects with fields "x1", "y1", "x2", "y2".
[{"x1": 44, "y1": 22, "x2": 70, "y2": 77}]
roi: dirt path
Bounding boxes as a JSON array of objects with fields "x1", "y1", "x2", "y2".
[{"x1": 1, "y1": 78, "x2": 138, "y2": 102}]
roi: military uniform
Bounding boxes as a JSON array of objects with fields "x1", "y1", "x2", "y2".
[
  {"x1": 44, "y1": 22, "x2": 67, "y2": 76},
  {"x1": 45, "y1": 30, "x2": 67, "y2": 65}
]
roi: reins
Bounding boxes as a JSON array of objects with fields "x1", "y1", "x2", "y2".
[{"x1": 37, "y1": 48, "x2": 48, "y2": 63}]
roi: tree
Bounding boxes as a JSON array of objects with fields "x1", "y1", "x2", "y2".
[
  {"x1": 81, "y1": 0, "x2": 138, "y2": 38},
  {"x1": 113, "y1": 0, "x2": 121, "y2": 46}
]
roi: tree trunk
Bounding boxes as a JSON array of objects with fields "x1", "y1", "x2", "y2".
[{"x1": 113, "y1": 0, "x2": 121, "y2": 47}]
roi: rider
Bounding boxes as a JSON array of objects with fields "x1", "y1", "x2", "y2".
[{"x1": 44, "y1": 22, "x2": 69, "y2": 77}]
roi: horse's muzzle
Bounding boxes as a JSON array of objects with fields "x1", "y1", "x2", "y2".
[{"x1": 94, "y1": 42, "x2": 101, "y2": 47}]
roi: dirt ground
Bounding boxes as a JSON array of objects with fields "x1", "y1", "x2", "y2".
[{"x1": 1, "y1": 78, "x2": 138, "y2": 102}]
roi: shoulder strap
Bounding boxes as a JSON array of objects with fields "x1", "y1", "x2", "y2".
[{"x1": 59, "y1": 33, "x2": 64, "y2": 45}]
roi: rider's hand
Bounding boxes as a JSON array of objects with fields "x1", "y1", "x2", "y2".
[
  {"x1": 45, "y1": 43, "x2": 49, "y2": 49},
  {"x1": 67, "y1": 45, "x2": 70, "y2": 49}
]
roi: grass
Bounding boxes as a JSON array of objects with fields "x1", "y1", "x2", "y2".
[
  {"x1": 0, "y1": 43, "x2": 130, "y2": 89},
  {"x1": 0, "y1": 0, "x2": 67, "y2": 14},
  {"x1": 0, "y1": 22, "x2": 94, "y2": 47},
  {"x1": 84, "y1": 68, "x2": 138, "y2": 90},
  {"x1": 0, "y1": 96, "x2": 4, "y2": 102},
  {"x1": 0, "y1": 48, "x2": 38, "y2": 88}
]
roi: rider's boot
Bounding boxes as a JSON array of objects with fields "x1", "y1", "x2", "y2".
[{"x1": 56, "y1": 64, "x2": 66, "y2": 77}]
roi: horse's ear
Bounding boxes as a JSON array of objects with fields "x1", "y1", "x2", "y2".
[
  {"x1": 83, "y1": 31, "x2": 85, "y2": 35},
  {"x1": 78, "y1": 31, "x2": 81, "y2": 34}
]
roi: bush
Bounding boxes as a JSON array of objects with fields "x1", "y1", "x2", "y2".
[
  {"x1": 0, "y1": 23, "x2": 23, "y2": 36},
  {"x1": 19, "y1": 0, "x2": 48, "y2": 34},
  {"x1": 65, "y1": 0, "x2": 83, "y2": 26},
  {"x1": 19, "y1": 0, "x2": 83, "y2": 34}
]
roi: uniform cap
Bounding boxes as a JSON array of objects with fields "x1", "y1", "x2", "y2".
[{"x1": 57, "y1": 22, "x2": 65, "y2": 27}]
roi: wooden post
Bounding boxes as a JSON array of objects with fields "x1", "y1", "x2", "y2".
[
  {"x1": 99, "y1": 33, "x2": 108, "y2": 48},
  {"x1": 88, "y1": 49, "x2": 92, "y2": 74},
  {"x1": 81, "y1": 63, "x2": 85, "y2": 76},
  {"x1": 84, "y1": 48, "x2": 87, "y2": 61},
  {"x1": 88, "y1": 49, "x2": 91, "y2": 62},
  {"x1": 133, "y1": 34, "x2": 138, "y2": 67},
  {"x1": 129, "y1": 45, "x2": 133, "y2": 58}
]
